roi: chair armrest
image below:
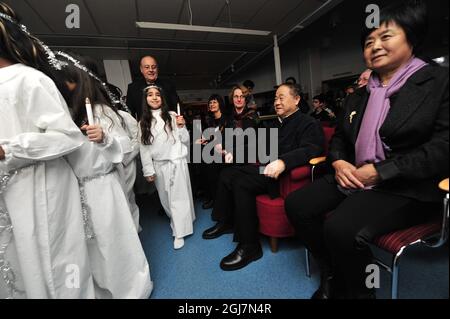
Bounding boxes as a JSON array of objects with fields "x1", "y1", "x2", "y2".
[
  {"x1": 439, "y1": 178, "x2": 449, "y2": 192},
  {"x1": 309, "y1": 156, "x2": 327, "y2": 166}
]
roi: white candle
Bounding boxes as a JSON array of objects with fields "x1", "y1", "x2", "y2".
[
  {"x1": 177, "y1": 103, "x2": 181, "y2": 116},
  {"x1": 85, "y1": 97, "x2": 94, "y2": 125}
]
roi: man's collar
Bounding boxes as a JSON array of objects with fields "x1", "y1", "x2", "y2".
[{"x1": 278, "y1": 108, "x2": 300, "y2": 123}]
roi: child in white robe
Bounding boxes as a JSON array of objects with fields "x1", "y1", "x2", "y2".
[
  {"x1": 118, "y1": 110, "x2": 141, "y2": 232},
  {"x1": 139, "y1": 85, "x2": 195, "y2": 249},
  {"x1": 59, "y1": 55, "x2": 152, "y2": 298},
  {"x1": 0, "y1": 3, "x2": 95, "y2": 299}
]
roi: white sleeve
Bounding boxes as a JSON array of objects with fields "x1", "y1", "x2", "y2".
[
  {"x1": 178, "y1": 126, "x2": 190, "y2": 145},
  {"x1": 0, "y1": 76, "x2": 83, "y2": 171},
  {"x1": 170, "y1": 112, "x2": 190, "y2": 145},
  {"x1": 119, "y1": 110, "x2": 140, "y2": 166},
  {"x1": 138, "y1": 125, "x2": 155, "y2": 177},
  {"x1": 95, "y1": 105, "x2": 132, "y2": 164}
]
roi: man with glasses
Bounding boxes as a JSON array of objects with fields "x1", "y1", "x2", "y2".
[{"x1": 126, "y1": 55, "x2": 179, "y2": 120}]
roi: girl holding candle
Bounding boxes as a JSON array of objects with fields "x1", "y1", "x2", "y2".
[
  {"x1": 58, "y1": 54, "x2": 153, "y2": 299},
  {"x1": 139, "y1": 85, "x2": 195, "y2": 250}
]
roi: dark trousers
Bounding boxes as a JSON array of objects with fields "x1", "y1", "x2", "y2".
[
  {"x1": 201, "y1": 163, "x2": 227, "y2": 200},
  {"x1": 284, "y1": 176, "x2": 438, "y2": 297},
  {"x1": 212, "y1": 165, "x2": 276, "y2": 244}
]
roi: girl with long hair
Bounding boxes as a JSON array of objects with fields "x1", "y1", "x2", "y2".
[
  {"x1": 139, "y1": 85, "x2": 195, "y2": 249},
  {"x1": 57, "y1": 55, "x2": 153, "y2": 299}
]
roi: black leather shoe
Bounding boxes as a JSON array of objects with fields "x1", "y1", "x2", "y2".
[
  {"x1": 220, "y1": 244, "x2": 263, "y2": 271},
  {"x1": 311, "y1": 274, "x2": 334, "y2": 299},
  {"x1": 202, "y1": 223, "x2": 233, "y2": 240},
  {"x1": 202, "y1": 199, "x2": 214, "y2": 210}
]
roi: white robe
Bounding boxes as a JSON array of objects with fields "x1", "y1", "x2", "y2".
[
  {"x1": 117, "y1": 110, "x2": 140, "y2": 232},
  {"x1": 139, "y1": 110, "x2": 195, "y2": 238},
  {"x1": 0, "y1": 64, "x2": 95, "y2": 299},
  {"x1": 65, "y1": 105, "x2": 152, "y2": 299}
]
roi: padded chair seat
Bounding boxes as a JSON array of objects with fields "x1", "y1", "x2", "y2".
[
  {"x1": 256, "y1": 195, "x2": 295, "y2": 237},
  {"x1": 373, "y1": 220, "x2": 441, "y2": 254}
]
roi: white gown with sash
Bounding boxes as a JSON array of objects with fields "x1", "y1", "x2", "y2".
[{"x1": 65, "y1": 105, "x2": 153, "y2": 299}]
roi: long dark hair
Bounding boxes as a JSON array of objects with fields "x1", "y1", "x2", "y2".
[
  {"x1": 0, "y1": 3, "x2": 58, "y2": 83},
  {"x1": 57, "y1": 53, "x2": 124, "y2": 129},
  {"x1": 140, "y1": 85, "x2": 174, "y2": 145}
]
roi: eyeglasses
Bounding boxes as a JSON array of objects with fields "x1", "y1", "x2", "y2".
[{"x1": 233, "y1": 95, "x2": 245, "y2": 100}]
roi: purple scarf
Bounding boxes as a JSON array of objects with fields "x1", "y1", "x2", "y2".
[{"x1": 355, "y1": 57, "x2": 427, "y2": 167}]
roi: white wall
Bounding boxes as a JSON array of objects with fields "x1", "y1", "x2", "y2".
[
  {"x1": 103, "y1": 60, "x2": 132, "y2": 96},
  {"x1": 321, "y1": 44, "x2": 365, "y2": 81}
]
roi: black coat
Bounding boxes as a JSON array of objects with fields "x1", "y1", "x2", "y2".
[
  {"x1": 328, "y1": 65, "x2": 449, "y2": 203},
  {"x1": 126, "y1": 78, "x2": 179, "y2": 120}
]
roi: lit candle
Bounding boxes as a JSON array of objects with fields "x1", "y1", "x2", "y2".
[
  {"x1": 85, "y1": 97, "x2": 94, "y2": 125},
  {"x1": 177, "y1": 103, "x2": 181, "y2": 116}
]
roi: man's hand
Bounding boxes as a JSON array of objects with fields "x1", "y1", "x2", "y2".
[
  {"x1": 353, "y1": 164, "x2": 379, "y2": 187},
  {"x1": 263, "y1": 159, "x2": 286, "y2": 179},
  {"x1": 145, "y1": 175, "x2": 156, "y2": 183},
  {"x1": 0, "y1": 146, "x2": 5, "y2": 160},
  {"x1": 81, "y1": 124, "x2": 104, "y2": 143},
  {"x1": 332, "y1": 160, "x2": 364, "y2": 189},
  {"x1": 224, "y1": 152, "x2": 233, "y2": 164}
]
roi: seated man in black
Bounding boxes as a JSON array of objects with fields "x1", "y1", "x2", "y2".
[{"x1": 202, "y1": 83, "x2": 325, "y2": 271}]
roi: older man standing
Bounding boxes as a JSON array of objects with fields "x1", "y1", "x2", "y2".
[{"x1": 126, "y1": 55, "x2": 179, "y2": 119}]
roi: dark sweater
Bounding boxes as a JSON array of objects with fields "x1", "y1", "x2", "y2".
[{"x1": 262, "y1": 109, "x2": 325, "y2": 171}]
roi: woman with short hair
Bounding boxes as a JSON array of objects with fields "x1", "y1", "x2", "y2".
[{"x1": 285, "y1": 0, "x2": 448, "y2": 299}]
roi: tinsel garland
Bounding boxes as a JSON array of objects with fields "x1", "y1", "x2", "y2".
[{"x1": 0, "y1": 170, "x2": 24, "y2": 299}]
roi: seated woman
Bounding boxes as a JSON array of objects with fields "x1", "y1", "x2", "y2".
[
  {"x1": 198, "y1": 94, "x2": 232, "y2": 209},
  {"x1": 285, "y1": 0, "x2": 448, "y2": 299}
]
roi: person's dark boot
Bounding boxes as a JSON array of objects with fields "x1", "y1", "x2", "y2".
[
  {"x1": 311, "y1": 268, "x2": 335, "y2": 299},
  {"x1": 310, "y1": 257, "x2": 337, "y2": 299}
]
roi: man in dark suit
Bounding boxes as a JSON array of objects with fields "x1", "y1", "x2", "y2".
[
  {"x1": 126, "y1": 55, "x2": 179, "y2": 120},
  {"x1": 202, "y1": 83, "x2": 325, "y2": 271}
]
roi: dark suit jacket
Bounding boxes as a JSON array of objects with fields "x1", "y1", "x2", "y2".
[
  {"x1": 263, "y1": 110, "x2": 325, "y2": 198},
  {"x1": 126, "y1": 78, "x2": 179, "y2": 120},
  {"x1": 328, "y1": 65, "x2": 449, "y2": 203}
]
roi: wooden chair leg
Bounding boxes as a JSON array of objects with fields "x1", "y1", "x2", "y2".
[{"x1": 270, "y1": 237, "x2": 278, "y2": 253}]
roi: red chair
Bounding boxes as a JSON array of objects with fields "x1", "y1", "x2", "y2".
[{"x1": 256, "y1": 126, "x2": 335, "y2": 252}]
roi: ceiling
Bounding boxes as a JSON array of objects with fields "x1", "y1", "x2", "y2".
[{"x1": 4, "y1": 0, "x2": 343, "y2": 89}]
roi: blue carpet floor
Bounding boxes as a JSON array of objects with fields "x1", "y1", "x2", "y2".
[{"x1": 138, "y1": 199, "x2": 448, "y2": 299}]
